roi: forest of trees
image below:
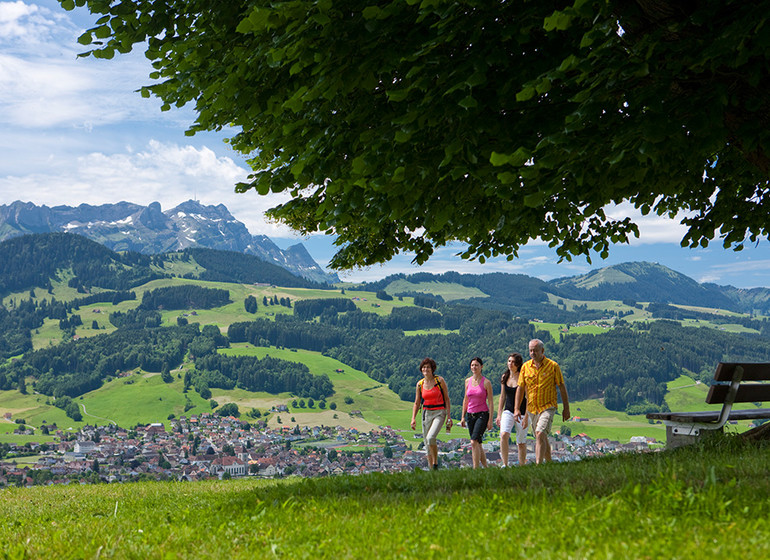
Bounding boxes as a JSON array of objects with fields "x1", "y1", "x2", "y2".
[
  {"x1": 178, "y1": 247, "x2": 327, "y2": 289},
  {"x1": 0, "y1": 233, "x2": 159, "y2": 294},
  {"x1": 191, "y1": 354, "x2": 332, "y2": 400},
  {"x1": 139, "y1": 285, "x2": 231, "y2": 311}
]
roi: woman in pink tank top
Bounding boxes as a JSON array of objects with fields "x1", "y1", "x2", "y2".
[{"x1": 460, "y1": 357, "x2": 494, "y2": 468}]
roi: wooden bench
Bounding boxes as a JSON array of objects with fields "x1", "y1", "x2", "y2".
[{"x1": 646, "y1": 362, "x2": 770, "y2": 448}]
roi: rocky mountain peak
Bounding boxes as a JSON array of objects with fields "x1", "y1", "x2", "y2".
[{"x1": 0, "y1": 200, "x2": 338, "y2": 284}]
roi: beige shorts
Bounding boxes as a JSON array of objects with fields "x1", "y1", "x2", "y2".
[{"x1": 528, "y1": 407, "x2": 556, "y2": 436}]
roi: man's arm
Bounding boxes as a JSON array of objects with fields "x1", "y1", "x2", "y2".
[{"x1": 558, "y1": 382, "x2": 570, "y2": 422}]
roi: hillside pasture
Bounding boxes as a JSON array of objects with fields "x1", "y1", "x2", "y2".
[
  {"x1": 383, "y1": 279, "x2": 488, "y2": 302},
  {"x1": 220, "y1": 344, "x2": 412, "y2": 430}
]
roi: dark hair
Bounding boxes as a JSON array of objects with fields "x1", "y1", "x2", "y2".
[
  {"x1": 501, "y1": 353, "x2": 523, "y2": 385},
  {"x1": 419, "y1": 357, "x2": 437, "y2": 375},
  {"x1": 469, "y1": 356, "x2": 483, "y2": 367}
]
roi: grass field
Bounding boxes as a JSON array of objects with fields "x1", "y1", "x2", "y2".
[
  {"x1": 383, "y1": 279, "x2": 488, "y2": 302},
  {"x1": 2, "y1": 435, "x2": 769, "y2": 559}
]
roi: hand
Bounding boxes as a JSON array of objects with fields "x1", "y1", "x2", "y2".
[
  {"x1": 460, "y1": 418, "x2": 466, "y2": 428},
  {"x1": 495, "y1": 415, "x2": 501, "y2": 427},
  {"x1": 487, "y1": 418, "x2": 493, "y2": 430},
  {"x1": 522, "y1": 415, "x2": 529, "y2": 430},
  {"x1": 410, "y1": 419, "x2": 416, "y2": 430},
  {"x1": 513, "y1": 410, "x2": 521, "y2": 423},
  {"x1": 562, "y1": 407, "x2": 571, "y2": 422}
]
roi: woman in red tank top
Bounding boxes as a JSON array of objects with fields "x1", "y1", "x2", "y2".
[{"x1": 410, "y1": 357, "x2": 452, "y2": 470}]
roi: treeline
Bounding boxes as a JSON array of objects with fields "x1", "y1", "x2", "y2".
[
  {"x1": 69, "y1": 290, "x2": 136, "y2": 309},
  {"x1": 553, "y1": 319, "x2": 770, "y2": 414},
  {"x1": 320, "y1": 307, "x2": 445, "y2": 331},
  {"x1": 292, "y1": 298, "x2": 447, "y2": 330},
  {"x1": 0, "y1": 296, "x2": 106, "y2": 358},
  {"x1": 179, "y1": 247, "x2": 327, "y2": 288},
  {"x1": 191, "y1": 354, "x2": 332, "y2": 399},
  {"x1": 139, "y1": 285, "x2": 231, "y2": 311},
  {"x1": 293, "y1": 298, "x2": 356, "y2": 320},
  {"x1": 228, "y1": 316, "x2": 346, "y2": 352},
  {"x1": 352, "y1": 270, "x2": 605, "y2": 323},
  {"x1": 0, "y1": 325, "x2": 202, "y2": 397},
  {"x1": 0, "y1": 233, "x2": 159, "y2": 295},
  {"x1": 648, "y1": 303, "x2": 770, "y2": 333}
]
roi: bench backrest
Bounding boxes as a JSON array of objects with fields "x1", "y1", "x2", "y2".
[{"x1": 705, "y1": 362, "x2": 770, "y2": 404}]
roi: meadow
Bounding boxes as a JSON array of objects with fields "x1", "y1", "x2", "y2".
[{"x1": 1, "y1": 435, "x2": 768, "y2": 559}]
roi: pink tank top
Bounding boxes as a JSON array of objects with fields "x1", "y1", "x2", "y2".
[{"x1": 466, "y1": 377, "x2": 488, "y2": 413}]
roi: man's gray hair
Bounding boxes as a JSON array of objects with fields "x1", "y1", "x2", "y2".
[{"x1": 529, "y1": 338, "x2": 544, "y2": 350}]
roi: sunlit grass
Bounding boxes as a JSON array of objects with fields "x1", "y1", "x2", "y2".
[{"x1": 1, "y1": 436, "x2": 768, "y2": 559}]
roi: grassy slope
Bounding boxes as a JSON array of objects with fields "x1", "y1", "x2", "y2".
[
  {"x1": 2, "y1": 436, "x2": 769, "y2": 559},
  {"x1": 383, "y1": 279, "x2": 488, "y2": 301}
]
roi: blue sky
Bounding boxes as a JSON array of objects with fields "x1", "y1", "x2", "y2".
[{"x1": 1, "y1": 1, "x2": 769, "y2": 288}]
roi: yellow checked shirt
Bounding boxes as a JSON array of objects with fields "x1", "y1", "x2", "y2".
[{"x1": 519, "y1": 357, "x2": 564, "y2": 414}]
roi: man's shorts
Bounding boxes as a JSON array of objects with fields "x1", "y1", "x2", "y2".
[{"x1": 528, "y1": 407, "x2": 556, "y2": 436}]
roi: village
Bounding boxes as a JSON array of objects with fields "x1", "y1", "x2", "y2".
[{"x1": 0, "y1": 413, "x2": 655, "y2": 487}]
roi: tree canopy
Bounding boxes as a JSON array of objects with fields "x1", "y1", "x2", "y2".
[{"x1": 63, "y1": 0, "x2": 770, "y2": 268}]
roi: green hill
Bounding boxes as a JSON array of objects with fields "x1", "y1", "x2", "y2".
[
  {"x1": 550, "y1": 261, "x2": 743, "y2": 311},
  {"x1": 2, "y1": 234, "x2": 770, "y2": 444}
]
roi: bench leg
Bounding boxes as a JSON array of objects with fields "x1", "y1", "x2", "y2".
[{"x1": 666, "y1": 425, "x2": 723, "y2": 449}]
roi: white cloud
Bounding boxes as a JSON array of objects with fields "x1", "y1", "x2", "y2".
[
  {"x1": 605, "y1": 201, "x2": 689, "y2": 244},
  {"x1": 0, "y1": 140, "x2": 296, "y2": 237}
]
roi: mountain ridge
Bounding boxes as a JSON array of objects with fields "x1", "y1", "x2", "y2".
[
  {"x1": 0, "y1": 200, "x2": 338, "y2": 285},
  {"x1": 356, "y1": 263, "x2": 770, "y2": 314}
]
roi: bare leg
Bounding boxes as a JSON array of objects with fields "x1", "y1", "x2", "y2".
[
  {"x1": 500, "y1": 432, "x2": 510, "y2": 467},
  {"x1": 517, "y1": 442, "x2": 527, "y2": 466},
  {"x1": 428, "y1": 443, "x2": 438, "y2": 468},
  {"x1": 535, "y1": 430, "x2": 548, "y2": 464},
  {"x1": 471, "y1": 441, "x2": 485, "y2": 468}
]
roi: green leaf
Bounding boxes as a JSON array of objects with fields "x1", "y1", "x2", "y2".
[
  {"x1": 509, "y1": 147, "x2": 532, "y2": 167},
  {"x1": 386, "y1": 89, "x2": 409, "y2": 102},
  {"x1": 523, "y1": 192, "x2": 544, "y2": 207},
  {"x1": 362, "y1": 7, "x2": 382, "y2": 19},
  {"x1": 94, "y1": 25, "x2": 112, "y2": 39},
  {"x1": 490, "y1": 152, "x2": 511, "y2": 167},
  {"x1": 458, "y1": 95, "x2": 478, "y2": 109},
  {"x1": 351, "y1": 156, "x2": 368, "y2": 175},
  {"x1": 465, "y1": 71, "x2": 486, "y2": 87},
  {"x1": 516, "y1": 86, "x2": 535, "y2": 102},
  {"x1": 394, "y1": 130, "x2": 412, "y2": 143},
  {"x1": 543, "y1": 11, "x2": 573, "y2": 32}
]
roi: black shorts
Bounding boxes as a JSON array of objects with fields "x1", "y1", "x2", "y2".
[{"x1": 466, "y1": 411, "x2": 489, "y2": 443}]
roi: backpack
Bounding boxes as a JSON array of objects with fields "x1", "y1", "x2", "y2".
[{"x1": 418, "y1": 376, "x2": 446, "y2": 410}]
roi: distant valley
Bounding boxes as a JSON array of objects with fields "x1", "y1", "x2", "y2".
[{"x1": 1, "y1": 232, "x2": 770, "y2": 449}]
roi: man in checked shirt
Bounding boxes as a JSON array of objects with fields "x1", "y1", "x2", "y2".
[{"x1": 514, "y1": 338, "x2": 571, "y2": 464}]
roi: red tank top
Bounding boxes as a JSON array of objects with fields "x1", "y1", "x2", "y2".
[{"x1": 421, "y1": 380, "x2": 445, "y2": 409}]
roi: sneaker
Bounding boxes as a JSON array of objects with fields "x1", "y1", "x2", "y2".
[{"x1": 432, "y1": 464, "x2": 439, "y2": 470}]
